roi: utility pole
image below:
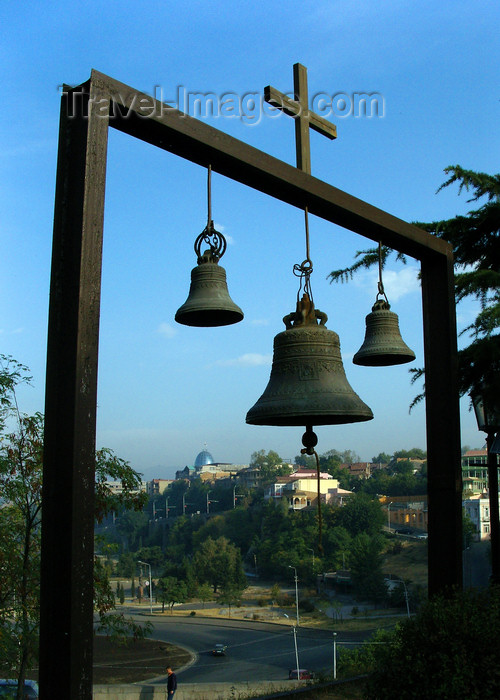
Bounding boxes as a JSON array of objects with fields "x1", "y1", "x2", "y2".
[
  {"x1": 233, "y1": 485, "x2": 244, "y2": 508},
  {"x1": 289, "y1": 565, "x2": 299, "y2": 627}
]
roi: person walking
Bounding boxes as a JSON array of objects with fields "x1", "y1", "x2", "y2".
[{"x1": 166, "y1": 666, "x2": 177, "y2": 697}]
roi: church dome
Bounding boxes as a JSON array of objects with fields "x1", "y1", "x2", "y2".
[{"x1": 194, "y1": 449, "x2": 214, "y2": 468}]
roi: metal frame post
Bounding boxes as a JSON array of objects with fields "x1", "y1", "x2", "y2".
[
  {"x1": 421, "y1": 254, "x2": 463, "y2": 592},
  {"x1": 40, "y1": 81, "x2": 109, "y2": 698}
]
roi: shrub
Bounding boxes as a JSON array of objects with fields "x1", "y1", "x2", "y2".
[
  {"x1": 365, "y1": 587, "x2": 500, "y2": 699},
  {"x1": 298, "y1": 598, "x2": 315, "y2": 612},
  {"x1": 390, "y1": 540, "x2": 403, "y2": 555}
]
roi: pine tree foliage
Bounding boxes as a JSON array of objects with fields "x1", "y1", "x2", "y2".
[{"x1": 329, "y1": 165, "x2": 500, "y2": 407}]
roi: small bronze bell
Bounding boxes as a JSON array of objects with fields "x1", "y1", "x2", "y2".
[
  {"x1": 353, "y1": 299, "x2": 416, "y2": 366},
  {"x1": 175, "y1": 222, "x2": 244, "y2": 327},
  {"x1": 175, "y1": 249, "x2": 244, "y2": 327},
  {"x1": 246, "y1": 293, "x2": 373, "y2": 426},
  {"x1": 176, "y1": 164, "x2": 244, "y2": 327}
]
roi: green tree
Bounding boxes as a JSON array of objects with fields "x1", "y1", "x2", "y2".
[
  {"x1": 218, "y1": 582, "x2": 244, "y2": 618},
  {"x1": 391, "y1": 459, "x2": 414, "y2": 476},
  {"x1": 294, "y1": 453, "x2": 316, "y2": 468},
  {"x1": 115, "y1": 509, "x2": 149, "y2": 552},
  {"x1": 415, "y1": 166, "x2": 500, "y2": 407},
  {"x1": 250, "y1": 449, "x2": 291, "y2": 482},
  {"x1": 117, "y1": 551, "x2": 136, "y2": 577},
  {"x1": 0, "y1": 356, "x2": 151, "y2": 690},
  {"x1": 0, "y1": 411, "x2": 43, "y2": 692},
  {"x1": 95, "y1": 448, "x2": 147, "y2": 521},
  {"x1": 365, "y1": 587, "x2": 500, "y2": 698},
  {"x1": 196, "y1": 582, "x2": 213, "y2": 608},
  {"x1": 156, "y1": 577, "x2": 188, "y2": 613},
  {"x1": 322, "y1": 525, "x2": 352, "y2": 570},
  {"x1": 135, "y1": 546, "x2": 165, "y2": 573},
  {"x1": 192, "y1": 536, "x2": 246, "y2": 593},
  {"x1": 336, "y1": 493, "x2": 385, "y2": 537},
  {"x1": 462, "y1": 508, "x2": 477, "y2": 547},
  {"x1": 372, "y1": 452, "x2": 392, "y2": 464},
  {"x1": 270, "y1": 583, "x2": 281, "y2": 603},
  {"x1": 349, "y1": 533, "x2": 386, "y2": 603}
]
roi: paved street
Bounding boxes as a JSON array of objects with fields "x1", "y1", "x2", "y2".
[{"x1": 121, "y1": 612, "x2": 368, "y2": 684}]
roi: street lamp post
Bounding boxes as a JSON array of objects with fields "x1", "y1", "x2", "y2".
[
  {"x1": 333, "y1": 632, "x2": 337, "y2": 680},
  {"x1": 391, "y1": 577, "x2": 410, "y2": 617},
  {"x1": 233, "y1": 485, "x2": 244, "y2": 508},
  {"x1": 182, "y1": 492, "x2": 193, "y2": 516},
  {"x1": 472, "y1": 393, "x2": 500, "y2": 584},
  {"x1": 289, "y1": 565, "x2": 299, "y2": 627},
  {"x1": 206, "y1": 491, "x2": 218, "y2": 514},
  {"x1": 387, "y1": 502, "x2": 392, "y2": 531},
  {"x1": 292, "y1": 625, "x2": 300, "y2": 680},
  {"x1": 137, "y1": 560, "x2": 152, "y2": 614},
  {"x1": 165, "y1": 497, "x2": 176, "y2": 519}
]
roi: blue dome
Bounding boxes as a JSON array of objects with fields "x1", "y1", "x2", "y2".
[{"x1": 194, "y1": 449, "x2": 214, "y2": 468}]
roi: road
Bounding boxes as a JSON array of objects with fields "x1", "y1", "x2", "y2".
[{"x1": 124, "y1": 612, "x2": 368, "y2": 684}]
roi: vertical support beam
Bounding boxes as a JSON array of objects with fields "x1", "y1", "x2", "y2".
[
  {"x1": 293, "y1": 63, "x2": 311, "y2": 174},
  {"x1": 421, "y1": 252, "x2": 463, "y2": 595},
  {"x1": 39, "y1": 80, "x2": 109, "y2": 699},
  {"x1": 486, "y1": 433, "x2": 500, "y2": 584}
]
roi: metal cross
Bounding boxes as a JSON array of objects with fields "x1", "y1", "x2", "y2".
[{"x1": 264, "y1": 63, "x2": 337, "y2": 174}]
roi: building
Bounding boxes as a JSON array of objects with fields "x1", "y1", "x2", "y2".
[
  {"x1": 264, "y1": 470, "x2": 352, "y2": 510},
  {"x1": 379, "y1": 495, "x2": 428, "y2": 532},
  {"x1": 463, "y1": 496, "x2": 491, "y2": 541},
  {"x1": 175, "y1": 448, "x2": 249, "y2": 482},
  {"x1": 463, "y1": 494, "x2": 500, "y2": 541},
  {"x1": 104, "y1": 479, "x2": 147, "y2": 495},
  {"x1": 146, "y1": 479, "x2": 173, "y2": 496},
  {"x1": 462, "y1": 449, "x2": 488, "y2": 494},
  {"x1": 338, "y1": 462, "x2": 372, "y2": 479}
]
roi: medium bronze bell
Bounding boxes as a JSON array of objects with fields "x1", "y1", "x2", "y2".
[
  {"x1": 175, "y1": 253, "x2": 244, "y2": 327},
  {"x1": 353, "y1": 299, "x2": 415, "y2": 366},
  {"x1": 246, "y1": 293, "x2": 373, "y2": 426}
]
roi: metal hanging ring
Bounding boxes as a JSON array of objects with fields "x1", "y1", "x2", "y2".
[{"x1": 194, "y1": 224, "x2": 227, "y2": 263}]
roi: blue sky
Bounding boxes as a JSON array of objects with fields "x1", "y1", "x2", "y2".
[{"x1": 1, "y1": 1, "x2": 498, "y2": 479}]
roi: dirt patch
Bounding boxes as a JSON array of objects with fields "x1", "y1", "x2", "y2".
[
  {"x1": 382, "y1": 540, "x2": 428, "y2": 587},
  {"x1": 93, "y1": 636, "x2": 192, "y2": 684}
]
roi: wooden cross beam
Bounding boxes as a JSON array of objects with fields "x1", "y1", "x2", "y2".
[{"x1": 264, "y1": 63, "x2": 337, "y2": 174}]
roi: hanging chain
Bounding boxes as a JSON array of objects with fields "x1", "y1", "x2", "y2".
[
  {"x1": 194, "y1": 164, "x2": 227, "y2": 263},
  {"x1": 376, "y1": 241, "x2": 389, "y2": 304},
  {"x1": 293, "y1": 206, "x2": 314, "y2": 303}
]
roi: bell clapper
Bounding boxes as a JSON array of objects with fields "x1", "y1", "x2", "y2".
[{"x1": 301, "y1": 425, "x2": 324, "y2": 554}]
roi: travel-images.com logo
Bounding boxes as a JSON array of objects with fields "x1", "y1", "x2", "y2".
[{"x1": 60, "y1": 84, "x2": 385, "y2": 124}]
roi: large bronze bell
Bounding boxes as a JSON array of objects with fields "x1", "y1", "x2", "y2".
[
  {"x1": 175, "y1": 224, "x2": 244, "y2": 327},
  {"x1": 353, "y1": 299, "x2": 415, "y2": 366},
  {"x1": 246, "y1": 293, "x2": 373, "y2": 426}
]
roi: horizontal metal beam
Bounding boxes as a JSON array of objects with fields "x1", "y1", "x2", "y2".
[{"x1": 82, "y1": 69, "x2": 450, "y2": 263}]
